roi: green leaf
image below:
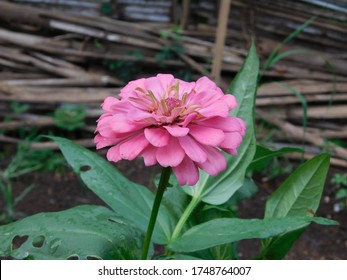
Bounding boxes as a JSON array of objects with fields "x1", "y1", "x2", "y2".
[
  {"x1": 261, "y1": 153, "x2": 331, "y2": 259},
  {"x1": 160, "y1": 254, "x2": 203, "y2": 260},
  {"x1": 182, "y1": 41, "x2": 259, "y2": 205},
  {"x1": 168, "y1": 216, "x2": 336, "y2": 253},
  {"x1": 48, "y1": 136, "x2": 175, "y2": 244},
  {"x1": 0, "y1": 205, "x2": 144, "y2": 260},
  {"x1": 265, "y1": 153, "x2": 330, "y2": 218},
  {"x1": 226, "y1": 178, "x2": 258, "y2": 207},
  {"x1": 200, "y1": 205, "x2": 238, "y2": 260},
  {"x1": 249, "y1": 145, "x2": 303, "y2": 172}
]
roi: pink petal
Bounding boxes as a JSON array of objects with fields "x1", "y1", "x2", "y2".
[
  {"x1": 222, "y1": 148, "x2": 238, "y2": 156},
  {"x1": 198, "y1": 116, "x2": 245, "y2": 132},
  {"x1": 140, "y1": 145, "x2": 158, "y2": 166},
  {"x1": 156, "y1": 137, "x2": 185, "y2": 167},
  {"x1": 128, "y1": 97, "x2": 153, "y2": 111},
  {"x1": 198, "y1": 146, "x2": 226, "y2": 176},
  {"x1": 194, "y1": 76, "x2": 218, "y2": 92},
  {"x1": 224, "y1": 94, "x2": 238, "y2": 110},
  {"x1": 178, "y1": 113, "x2": 197, "y2": 127},
  {"x1": 120, "y1": 78, "x2": 146, "y2": 98},
  {"x1": 127, "y1": 110, "x2": 153, "y2": 122},
  {"x1": 188, "y1": 124, "x2": 225, "y2": 146},
  {"x1": 177, "y1": 80, "x2": 195, "y2": 98},
  {"x1": 111, "y1": 116, "x2": 147, "y2": 134},
  {"x1": 97, "y1": 115, "x2": 120, "y2": 138},
  {"x1": 157, "y1": 74, "x2": 175, "y2": 90},
  {"x1": 145, "y1": 76, "x2": 164, "y2": 100},
  {"x1": 178, "y1": 136, "x2": 207, "y2": 163},
  {"x1": 119, "y1": 133, "x2": 149, "y2": 160},
  {"x1": 173, "y1": 157, "x2": 199, "y2": 186},
  {"x1": 106, "y1": 145, "x2": 122, "y2": 162},
  {"x1": 198, "y1": 101, "x2": 230, "y2": 118},
  {"x1": 164, "y1": 125, "x2": 189, "y2": 137},
  {"x1": 101, "y1": 96, "x2": 119, "y2": 112},
  {"x1": 219, "y1": 132, "x2": 243, "y2": 149},
  {"x1": 144, "y1": 127, "x2": 170, "y2": 147},
  {"x1": 94, "y1": 134, "x2": 119, "y2": 149}
]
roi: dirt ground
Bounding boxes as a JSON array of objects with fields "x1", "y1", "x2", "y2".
[{"x1": 1, "y1": 156, "x2": 346, "y2": 260}]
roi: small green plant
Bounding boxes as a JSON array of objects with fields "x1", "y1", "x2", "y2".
[
  {"x1": 156, "y1": 25, "x2": 185, "y2": 65},
  {"x1": 103, "y1": 49, "x2": 144, "y2": 82},
  {"x1": 53, "y1": 104, "x2": 86, "y2": 131},
  {"x1": 100, "y1": 0, "x2": 114, "y2": 15},
  {"x1": 10, "y1": 101, "x2": 30, "y2": 114},
  {"x1": 0, "y1": 143, "x2": 65, "y2": 222},
  {"x1": 331, "y1": 173, "x2": 347, "y2": 211}
]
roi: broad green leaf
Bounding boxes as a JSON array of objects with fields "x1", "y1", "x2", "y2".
[
  {"x1": 0, "y1": 205, "x2": 144, "y2": 260},
  {"x1": 248, "y1": 145, "x2": 303, "y2": 172},
  {"x1": 261, "y1": 153, "x2": 331, "y2": 259},
  {"x1": 49, "y1": 136, "x2": 175, "y2": 244},
  {"x1": 200, "y1": 205, "x2": 238, "y2": 260},
  {"x1": 161, "y1": 254, "x2": 203, "y2": 260},
  {"x1": 265, "y1": 153, "x2": 330, "y2": 218},
  {"x1": 182, "y1": 42, "x2": 259, "y2": 205},
  {"x1": 168, "y1": 216, "x2": 337, "y2": 253}
]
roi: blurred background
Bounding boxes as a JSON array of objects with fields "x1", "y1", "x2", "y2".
[{"x1": 0, "y1": 0, "x2": 346, "y2": 259}]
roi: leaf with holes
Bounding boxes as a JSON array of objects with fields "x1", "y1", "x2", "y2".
[
  {"x1": 0, "y1": 205, "x2": 145, "y2": 260},
  {"x1": 48, "y1": 136, "x2": 175, "y2": 245},
  {"x1": 182, "y1": 41, "x2": 259, "y2": 205}
]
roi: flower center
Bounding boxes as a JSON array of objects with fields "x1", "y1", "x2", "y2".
[{"x1": 164, "y1": 97, "x2": 182, "y2": 112}]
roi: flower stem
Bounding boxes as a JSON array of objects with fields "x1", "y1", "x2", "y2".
[
  {"x1": 141, "y1": 167, "x2": 172, "y2": 260},
  {"x1": 170, "y1": 195, "x2": 201, "y2": 243}
]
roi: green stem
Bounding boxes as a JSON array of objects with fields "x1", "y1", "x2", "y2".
[
  {"x1": 170, "y1": 195, "x2": 201, "y2": 243},
  {"x1": 141, "y1": 167, "x2": 172, "y2": 260}
]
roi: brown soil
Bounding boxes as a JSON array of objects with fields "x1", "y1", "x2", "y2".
[{"x1": 1, "y1": 158, "x2": 346, "y2": 260}]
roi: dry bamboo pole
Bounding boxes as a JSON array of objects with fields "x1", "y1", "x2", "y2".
[
  {"x1": 180, "y1": 0, "x2": 191, "y2": 29},
  {"x1": 211, "y1": 0, "x2": 231, "y2": 85},
  {"x1": 285, "y1": 153, "x2": 347, "y2": 169},
  {"x1": 257, "y1": 109, "x2": 347, "y2": 161},
  {"x1": 0, "y1": 115, "x2": 55, "y2": 130},
  {"x1": 256, "y1": 94, "x2": 347, "y2": 106},
  {"x1": 287, "y1": 105, "x2": 347, "y2": 119},
  {"x1": 258, "y1": 81, "x2": 347, "y2": 96},
  {"x1": 0, "y1": 87, "x2": 116, "y2": 103}
]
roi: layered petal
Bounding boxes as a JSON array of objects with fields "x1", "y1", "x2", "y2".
[
  {"x1": 173, "y1": 157, "x2": 199, "y2": 186},
  {"x1": 119, "y1": 133, "x2": 149, "y2": 160},
  {"x1": 140, "y1": 145, "x2": 158, "y2": 166},
  {"x1": 197, "y1": 116, "x2": 245, "y2": 132},
  {"x1": 106, "y1": 145, "x2": 122, "y2": 162},
  {"x1": 144, "y1": 127, "x2": 170, "y2": 147},
  {"x1": 164, "y1": 125, "x2": 189, "y2": 137},
  {"x1": 188, "y1": 124, "x2": 225, "y2": 146},
  {"x1": 156, "y1": 137, "x2": 185, "y2": 167},
  {"x1": 198, "y1": 146, "x2": 227, "y2": 176},
  {"x1": 178, "y1": 135, "x2": 207, "y2": 163},
  {"x1": 219, "y1": 131, "x2": 244, "y2": 149}
]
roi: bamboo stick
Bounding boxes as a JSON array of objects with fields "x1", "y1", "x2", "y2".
[{"x1": 211, "y1": 0, "x2": 231, "y2": 85}]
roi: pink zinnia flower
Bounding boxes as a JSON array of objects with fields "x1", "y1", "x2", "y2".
[{"x1": 94, "y1": 74, "x2": 246, "y2": 186}]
